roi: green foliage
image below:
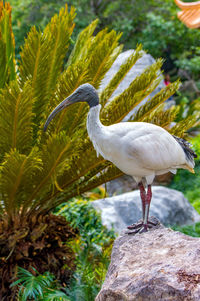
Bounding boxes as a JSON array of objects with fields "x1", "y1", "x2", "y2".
[
  {"x1": 11, "y1": 193, "x2": 114, "y2": 301},
  {"x1": 176, "y1": 47, "x2": 200, "y2": 81},
  {"x1": 172, "y1": 223, "x2": 200, "y2": 238},
  {"x1": 57, "y1": 196, "x2": 115, "y2": 301},
  {"x1": 137, "y1": 10, "x2": 200, "y2": 59},
  {"x1": 11, "y1": 267, "x2": 70, "y2": 301},
  {"x1": 0, "y1": 2, "x2": 16, "y2": 88}
]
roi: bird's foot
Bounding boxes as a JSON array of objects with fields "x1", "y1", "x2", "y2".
[{"x1": 126, "y1": 216, "x2": 160, "y2": 235}]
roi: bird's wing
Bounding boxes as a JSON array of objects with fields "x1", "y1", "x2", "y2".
[{"x1": 124, "y1": 129, "x2": 186, "y2": 171}]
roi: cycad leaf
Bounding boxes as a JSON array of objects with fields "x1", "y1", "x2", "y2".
[
  {"x1": 0, "y1": 2, "x2": 16, "y2": 88},
  {"x1": 45, "y1": 65, "x2": 90, "y2": 135},
  {"x1": 0, "y1": 40, "x2": 8, "y2": 88},
  {"x1": 0, "y1": 149, "x2": 42, "y2": 217},
  {"x1": 0, "y1": 80, "x2": 33, "y2": 156},
  {"x1": 43, "y1": 5, "x2": 76, "y2": 97},
  {"x1": 169, "y1": 116, "x2": 197, "y2": 138},
  {"x1": 142, "y1": 104, "x2": 180, "y2": 128},
  {"x1": 88, "y1": 29, "x2": 122, "y2": 88},
  {"x1": 54, "y1": 163, "x2": 123, "y2": 205},
  {"x1": 100, "y1": 44, "x2": 143, "y2": 107},
  {"x1": 67, "y1": 19, "x2": 99, "y2": 66},
  {"x1": 19, "y1": 5, "x2": 75, "y2": 125},
  {"x1": 132, "y1": 81, "x2": 180, "y2": 122},
  {"x1": 25, "y1": 132, "x2": 75, "y2": 209},
  {"x1": 101, "y1": 59, "x2": 163, "y2": 125}
]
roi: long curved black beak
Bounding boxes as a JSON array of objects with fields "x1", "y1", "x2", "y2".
[{"x1": 44, "y1": 96, "x2": 75, "y2": 132}]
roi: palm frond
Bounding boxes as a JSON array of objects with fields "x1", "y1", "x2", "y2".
[
  {"x1": 61, "y1": 164, "x2": 123, "y2": 203},
  {"x1": 142, "y1": 104, "x2": 180, "y2": 128},
  {"x1": 67, "y1": 19, "x2": 99, "y2": 66},
  {"x1": 100, "y1": 44, "x2": 143, "y2": 107},
  {"x1": 0, "y1": 148, "x2": 42, "y2": 218},
  {"x1": 23, "y1": 132, "x2": 76, "y2": 213},
  {"x1": 0, "y1": 40, "x2": 8, "y2": 89},
  {"x1": 43, "y1": 5, "x2": 75, "y2": 97},
  {"x1": 43, "y1": 290, "x2": 70, "y2": 301},
  {"x1": 88, "y1": 29, "x2": 122, "y2": 88},
  {"x1": 0, "y1": 80, "x2": 33, "y2": 156},
  {"x1": 132, "y1": 80, "x2": 180, "y2": 122},
  {"x1": 169, "y1": 116, "x2": 197, "y2": 138},
  {"x1": 0, "y1": 2, "x2": 16, "y2": 88},
  {"x1": 19, "y1": 5, "x2": 75, "y2": 126},
  {"x1": 100, "y1": 59, "x2": 163, "y2": 125}
]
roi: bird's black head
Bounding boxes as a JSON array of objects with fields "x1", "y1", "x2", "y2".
[
  {"x1": 72, "y1": 83, "x2": 99, "y2": 108},
  {"x1": 44, "y1": 83, "x2": 99, "y2": 131}
]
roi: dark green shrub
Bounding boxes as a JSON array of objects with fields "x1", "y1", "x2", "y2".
[{"x1": 57, "y1": 197, "x2": 115, "y2": 300}]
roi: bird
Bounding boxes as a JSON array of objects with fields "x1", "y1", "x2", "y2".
[{"x1": 44, "y1": 83, "x2": 197, "y2": 234}]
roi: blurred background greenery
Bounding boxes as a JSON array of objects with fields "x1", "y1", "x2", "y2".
[{"x1": 9, "y1": 0, "x2": 200, "y2": 83}]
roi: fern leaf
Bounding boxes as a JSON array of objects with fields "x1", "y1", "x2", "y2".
[{"x1": 0, "y1": 80, "x2": 33, "y2": 156}]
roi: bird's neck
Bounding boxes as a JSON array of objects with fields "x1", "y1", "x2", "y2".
[{"x1": 87, "y1": 104, "x2": 104, "y2": 143}]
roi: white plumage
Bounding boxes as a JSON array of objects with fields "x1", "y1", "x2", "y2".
[
  {"x1": 87, "y1": 104, "x2": 194, "y2": 185},
  {"x1": 44, "y1": 83, "x2": 196, "y2": 233}
]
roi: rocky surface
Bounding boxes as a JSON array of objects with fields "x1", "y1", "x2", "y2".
[
  {"x1": 99, "y1": 49, "x2": 165, "y2": 120},
  {"x1": 96, "y1": 225, "x2": 200, "y2": 301},
  {"x1": 92, "y1": 186, "x2": 200, "y2": 233}
]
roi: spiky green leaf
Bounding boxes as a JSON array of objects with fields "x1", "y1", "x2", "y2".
[{"x1": 0, "y1": 80, "x2": 33, "y2": 156}]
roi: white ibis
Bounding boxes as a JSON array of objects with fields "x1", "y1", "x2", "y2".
[{"x1": 44, "y1": 84, "x2": 197, "y2": 234}]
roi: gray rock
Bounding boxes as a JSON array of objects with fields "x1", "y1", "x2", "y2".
[
  {"x1": 105, "y1": 173, "x2": 174, "y2": 196},
  {"x1": 92, "y1": 186, "x2": 200, "y2": 233},
  {"x1": 99, "y1": 50, "x2": 165, "y2": 120},
  {"x1": 96, "y1": 226, "x2": 200, "y2": 301}
]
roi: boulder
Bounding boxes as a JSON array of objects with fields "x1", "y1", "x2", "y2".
[
  {"x1": 92, "y1": 186, "x2": 200, "y2": 233},
  {"x1": 105, "y1": 174, "x2": 174, "y2": 196},
  {"x1": 99, "y1": 49, "x2": 165, "y2": 120},
  {"x1": 96, "y1": 225, "x2": 200, "y2": 301}
]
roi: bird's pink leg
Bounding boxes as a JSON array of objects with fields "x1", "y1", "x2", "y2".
[
  {"x1": 127, "y1": 182, "x2": 146, "y2": 230},
  {"x1": 127, "y1": 184, "x2": 159, "y2": 234},
  {"x1": 142, "y1": 185, "x2": 152, "y2": 231},
  {"x1": 139, "y1": 182, "x2": 146, "y2": 220}
]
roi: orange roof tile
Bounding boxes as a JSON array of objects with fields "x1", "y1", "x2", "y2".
[{"x1": 174, "y1": 0, "x2": 200, "y2": 28}]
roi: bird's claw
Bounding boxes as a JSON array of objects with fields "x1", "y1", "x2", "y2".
[
  {"x1": 127, "y1": 219, "x2": 143, "y2": 230},
  {"x1": 126, "y1": 223, "x2": 150, "y2": 234},
  {"x1": 126, "y1": 216, "x2": 160, "y2": 235}
]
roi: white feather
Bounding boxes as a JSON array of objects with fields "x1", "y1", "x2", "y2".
[{"x1": 87, "y1": 104, "x2": 193, "y2": 184}]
